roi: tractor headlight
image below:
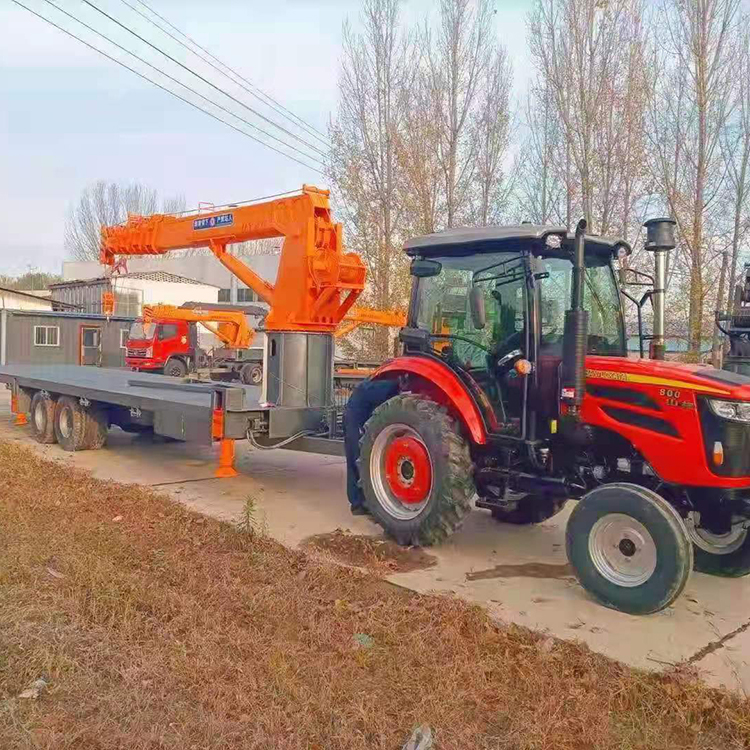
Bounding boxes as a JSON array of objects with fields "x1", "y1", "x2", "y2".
[{"x1": 708, "y1": 399, "x2": 750, "y2": 422}]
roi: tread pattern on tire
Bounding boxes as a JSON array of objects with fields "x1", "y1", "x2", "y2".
[
  {"x1": 359, "y1": 394, "x2": 475, "y2": 547},
  {"x1": 30, "y1": 391, "x2": 57, "y2": 444},
  {"x1": 54, "y1": 396, "x2": 88, "y2": 451}
]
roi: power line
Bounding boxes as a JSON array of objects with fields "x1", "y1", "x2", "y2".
[
  {"x1": 119, "y1": 0, "x2": 330, "y2": 149},
  {"x1": 10, "y1": 0, "x2": 324, "y2": 174},
  {"x1": 81, "y1": 0, "x2": 328, "y2": 160},
  {"x1": 31, "y1": 0, "x2": 326, "y2": 170}
]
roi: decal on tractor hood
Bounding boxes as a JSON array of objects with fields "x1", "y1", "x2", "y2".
[
  {"x1": 193, "y1": 213, "x2": 233, "y2": 231},
  {"x1": 585, "y1": 368, "x2": 730, "y2": 396}
]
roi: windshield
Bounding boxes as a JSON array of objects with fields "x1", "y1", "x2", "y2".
[
  {"x1": 413, "y1": 251, "x2": 625, "y2": 361},
  {"x1": 128, "y1": 321, "x2": 156, "y2": 341},
  {"x1": 539, "y1": 255, "x2": 625, "y2": 356},
  {"x1": 415, "y1": 252, "x2": 526, "y2": 368}
]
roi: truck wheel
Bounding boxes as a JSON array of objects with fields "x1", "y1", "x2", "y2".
[
  {"x1": 240, "y1": 363, "x2": 263, "y2": 385},
  {"x1": 30, "y1": 392, "x2": 57, "y2": 444},
  {"x1": 566, "y1": 483, "x2": 692, "y2": 615},
  {"x1": 164, "y1": 358, "x2": 188, "y2": 377},
  {"x1": 687, "y1": 514, "x2": 750, "y2": 577},
  {"x1": 491, "y1": 495, "x2": 568, "y2": 525},
  {"x1": 54, "y1": 396, "x2": 89, "y2": 451},
  {"x1": 359, "y1": 394, "x2": 475, "y2": 546}
]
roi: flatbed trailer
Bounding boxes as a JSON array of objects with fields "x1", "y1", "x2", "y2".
[{"x1": 0, "y1": 364, "x2": 345, "y2": 477}]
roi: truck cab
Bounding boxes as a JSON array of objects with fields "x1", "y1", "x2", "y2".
[{"x1": 126, "y1": 319, "x2": 193, "y2": 377}]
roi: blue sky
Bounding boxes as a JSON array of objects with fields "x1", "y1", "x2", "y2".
[{"x1": 0, "y1": 0, "x2": 533, "y2": 275}]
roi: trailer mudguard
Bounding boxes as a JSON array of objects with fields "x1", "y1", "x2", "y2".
[{"x1": 372, "y1": 356, "x2": 488, "y2": 445}]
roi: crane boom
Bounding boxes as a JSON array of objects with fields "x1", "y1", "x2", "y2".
[{"x1": 101, "y1": 186, "x2": 366, "y2": 333}]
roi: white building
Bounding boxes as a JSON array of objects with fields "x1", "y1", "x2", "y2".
[{"x1": 0, "y1": 286, "x2": 56, "y2": 312}]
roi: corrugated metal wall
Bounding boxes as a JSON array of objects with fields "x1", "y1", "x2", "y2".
[{"x1": 0, "y1": 311, "x2": 133, "y2": 368}]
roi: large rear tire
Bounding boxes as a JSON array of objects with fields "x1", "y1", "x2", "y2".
[
  {"x1": 30, "y1": 392, "x2": 57, "y2": 444},
  {"x1": 566, "y1": 483, "x2": 692, "y2": 615},
  {"x1": 54, "y1": 396, "x2": 88, "y2": 451},
  {"x1": 359, "y1": 394, "x2": 475, "y2": 546}
]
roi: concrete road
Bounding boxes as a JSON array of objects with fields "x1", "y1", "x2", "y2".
[{"x1": 1, "y1": 389, "x2": 748, "y2": 695}]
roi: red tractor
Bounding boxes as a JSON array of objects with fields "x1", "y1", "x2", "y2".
[{"x1": 358, "y1": 219, "x2": 750, "y2": 614}]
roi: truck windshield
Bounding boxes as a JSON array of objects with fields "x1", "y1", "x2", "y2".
[{"x1": 128, "y1": 321, "x2": 156, "y2": 341}]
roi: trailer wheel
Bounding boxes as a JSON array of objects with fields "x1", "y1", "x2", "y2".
[
  {"x1": 240, "y1": 363, "x2": 263, "y2": 385},
  {"x1": 84, "y1": 406, "x2": 109, "y2": 450},
  {"x1": 54, "y1": 396, "x2": 89, "y2": 451},
  {"x1": 686, "y1": 514, "x2": 750, "y2": 577},
  {"x1": 164, "y1": 358, "x2": 188, "y2": 378},
  {"x1": 491, "y1": 495, "x2": 568, "y2": 525},
  {"x1": 566, "y1": 483, "x2": 692, "y2": 614},
  {"x1": 30, "y1": 391, "x2": 57, "y2": 444},
  {"x1": 359, "y1": 394, "x2": 475, "y2": 546}
]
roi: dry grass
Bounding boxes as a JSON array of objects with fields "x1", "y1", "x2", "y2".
[{"x1": 1, "y1": 441, "x2": 749, "y2": 750}]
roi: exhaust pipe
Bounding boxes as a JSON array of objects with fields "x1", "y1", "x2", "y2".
[
  {"x1": 561, "y1": 219, "x2": 589, "y2": 421},
  {"x1": 643, "y1": 218, "x2": 676, "y2": 361}
]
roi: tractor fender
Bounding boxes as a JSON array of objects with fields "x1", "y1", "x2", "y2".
[{"x1": 371, "y1": 356, "x2": 488, "y2": 445}]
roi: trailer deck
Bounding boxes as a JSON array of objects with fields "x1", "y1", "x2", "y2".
[{"x1": 0, "y1": 364, "x2": 344, "y2": 474}]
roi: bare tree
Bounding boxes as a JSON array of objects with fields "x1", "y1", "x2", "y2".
[
  {"x1": 528, "y1": 0, "x2": 649, "y2": 236},
  {"x1": 471, "y1": 46, "x2": 514, "y2": 225},
  {"x1": 648, "y1": 0, "x2": 741, "y2": 358},
  {"x1": 65, "y1": 181, "x2": 185, "y2": 262},
  {"x1": 429, "y1": 0, "x2": 496, "y2": 227},
  {"x1": 329, "y1": 0, "x2": 412, "y2": 357}
]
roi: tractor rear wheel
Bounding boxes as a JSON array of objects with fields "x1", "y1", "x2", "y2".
[
  {"x1": 30, "y1": 391, "x2": 57, "y2": 444},
  {"x1": 491, "y1": 495, "x2": 568, "y2": 525},
  {"x1": 359, "y1": 394, "x2": 475, "y2": 546},
  {"x1": 686, "y1": 514, "x2": 750, "y2": 577},
  {"x1": 566, "y1": 483, "x2": 692, "y2": 615}
]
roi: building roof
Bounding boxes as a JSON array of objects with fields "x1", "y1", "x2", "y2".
[
  {"x1": 404, "y1": 224, "x2": 632, "y2": 257},
  {"x1": 0, "y1": 286, "x2": 55, "y2": 305},
  {"x1": 49, "y1": 271, "x2": 220, "y2": 288},
  {"x1": 3, "y1": 309, "x2": 136, "y2": 322}
]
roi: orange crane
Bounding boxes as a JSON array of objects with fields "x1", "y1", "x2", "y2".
[
  {"x1": 335, "y1": 306, "x2": 407, "y2": 339},
  {"x1": 101, "y1": 186, "x2": 366, "y2": 333}
]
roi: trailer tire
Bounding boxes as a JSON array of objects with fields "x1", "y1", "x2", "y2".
[
  {"x1": 54, "y1": 396, "x2": 89, "y2": 451},
  {"x1": 30, "y1": 391, "x2": 57, "y2": 444},
  {"x1": 491, "y1": 495, "x2": 568, "y2": 525},
  {"x1": 164, "y1": 358, "x2": 188, "y2": 378},
  {"x1": 240, "y1": 363, "x2": 263, "y2": 385},
  {"x1": 359, "y1": 394, "x2": 475, "y2": 546},
  {"x1": 687, "y1": 515, "x2": 750, "y2": 577},
  {"x1": 566, "y1": 483, "x2": 692, "y2": 615},
  {"x1": 84, "y1": 406, "x2": 109, "y2": 450}
]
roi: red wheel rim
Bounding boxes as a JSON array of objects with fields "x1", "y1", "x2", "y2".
[{"x1": 384, "y1": 436, "x2": 432, "y2": 504}]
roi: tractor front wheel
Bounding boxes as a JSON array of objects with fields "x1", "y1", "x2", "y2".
[
  {"x1": 566, "y1": 483, "x2": 692, "y2": 615},
  {"x1": 359, "y1": 394, "x2": 475, "y2": 546}
]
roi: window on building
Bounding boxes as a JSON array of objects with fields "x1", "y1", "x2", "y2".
[
  {"x1": 34, "y1": 326, "x2": 60, "y2": 347},
  {"x1": 218, "y1": 289, "x2": 231, "y2": 303},
  {"x1": 237, "y1": 288, "x2": 257, "y2": 303},
  {"x1": 120, "y1": 329, "x2": 129, "y2": 349}
]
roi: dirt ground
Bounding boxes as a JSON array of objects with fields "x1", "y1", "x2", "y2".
[{"x1": 2, "y1": 440, "x2": 750, "y2": 750}]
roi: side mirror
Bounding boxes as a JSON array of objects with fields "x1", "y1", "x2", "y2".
[
  {"x1": 469, "y1": 286, "x2": 486, "y2": 330},
  {"x1": 411, "y1": 259, "x2": 442, "y2": 278}
]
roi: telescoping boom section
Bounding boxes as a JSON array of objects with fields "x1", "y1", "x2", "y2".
[{"x1": 100, "y1": 186, "x2": 366, "y2": 333}]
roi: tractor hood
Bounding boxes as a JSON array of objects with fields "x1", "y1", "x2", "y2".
[{"x1": 585, "y1": 356, "x2": 750, "y2": 400}]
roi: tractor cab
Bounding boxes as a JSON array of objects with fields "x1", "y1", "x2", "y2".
[{"x1": 400, "y1": 225, "x2": 628, "y2": 440}]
